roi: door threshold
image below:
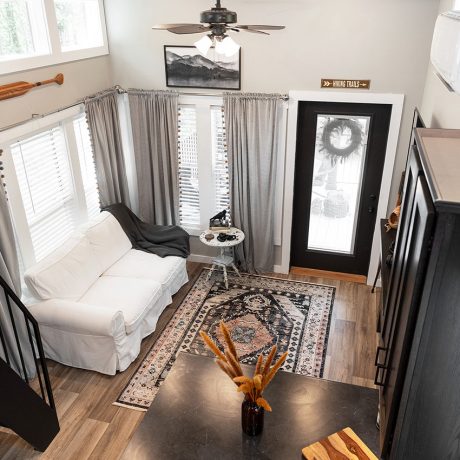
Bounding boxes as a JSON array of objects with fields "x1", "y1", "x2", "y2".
[{"x1": 290, "y1": 267, "x2": 367, "y2": 284}]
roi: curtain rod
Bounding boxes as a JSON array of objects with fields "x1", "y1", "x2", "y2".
[
  {"x1": 116, "y1": 86, "x2": 289, "y2": 100},
  {"x1": 0, "y1": 100, "x2": 84, "y2": 133},
  {"x1": 0, "y1": 86, "x2": 289, "y2": 133},
  {"x1": 0, "y1": 86, "x2": 126, "y2": 133},
  {"x1": 178, "y1": 91, "x2": 289, "y2": 101},
  {"x1": 115, "y1": 85, "x2": 289, "y2": 101}
]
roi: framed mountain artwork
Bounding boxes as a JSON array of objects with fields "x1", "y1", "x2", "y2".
[{"x1": 164, "y1": 45, "x2": 241, "y2": 90}]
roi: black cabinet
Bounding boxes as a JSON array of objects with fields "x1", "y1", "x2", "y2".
[{"x1": 378, "y1": 128, "x2": 460, "y2": 459}]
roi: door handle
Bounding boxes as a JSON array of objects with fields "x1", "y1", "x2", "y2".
[
  {"x1": 375, "y1": 346, "x2": 387, "y2": 366},
  {"x1": 368, "y1": 206, "x2": 375, "y2": 213},
  {"x1": 374, "y1": 346, "x2": 388, "y2": 387},
  {"x1": 374, "y1": 364, "x2": 387, "y2": 387}
]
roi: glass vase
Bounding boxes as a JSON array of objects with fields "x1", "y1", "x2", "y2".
[{"x1": 241, "y1": 398, "x2": 264, "y2": 436}]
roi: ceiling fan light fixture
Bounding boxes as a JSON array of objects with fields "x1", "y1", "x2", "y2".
[
  {"x1": 221, "y1": 35, "x2": 240, "y2": 57},
  {"x1": 214, "y1": 35, "x2": 240, "y2": 57},
  {"x1": 194, "y1": 34, "x2": 213, "y2": 55}
]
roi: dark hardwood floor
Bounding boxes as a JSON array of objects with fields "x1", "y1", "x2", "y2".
[{"x1": 0, "y1": 262, "x2": 378, "y2": 459}]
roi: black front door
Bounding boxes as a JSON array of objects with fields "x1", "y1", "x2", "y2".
[{"x1": 291, "y1": 101, "x2": 392, "y2": 275}]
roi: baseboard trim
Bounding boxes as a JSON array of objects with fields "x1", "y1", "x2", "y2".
[
  {"x1": 188, "y1": 254, "x2": 213, "y2": 264},
  {"x1": 290, "y1": 267, "x2": 367, "y2": 284},
  {"x1": 273, "y1": 264, "x2": 288, "y2": 274},
  {"x1": 188, "y1": 258, "x2": 287, "y2": 274}
]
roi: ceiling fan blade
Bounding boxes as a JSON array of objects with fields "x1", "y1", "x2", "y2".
[
  {"x1": 165, "y1": 25, "x2": 211, "y2": 34},
  {"x1": 152, "y1": 23, "x2": 197, "y2": 30},
  {"x1": 235, "y1": 28, "x2": 269, "y2": 35},
  {"x1": 236, "y1": 25, "x2": 285, "y2": 30}
]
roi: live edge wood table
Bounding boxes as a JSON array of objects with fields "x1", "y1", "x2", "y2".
[{"x1": 121, "y1": 353, "x2": 379, "y2": 459}]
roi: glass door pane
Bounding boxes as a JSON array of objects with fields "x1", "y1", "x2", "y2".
[{"x1": 307, "y1": 114, "x2": 370, "y2": 255}]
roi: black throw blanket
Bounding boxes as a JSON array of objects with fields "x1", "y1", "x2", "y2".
[{"x1": 104, "y1": 204, "x2": 190, "y2": 258}]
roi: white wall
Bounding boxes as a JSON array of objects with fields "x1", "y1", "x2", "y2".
[
  {"x1": 421, "y1": 0, "x2": 460, "y2": 128},
  {"x1": 105, "y1": 0, "x2": 439, "y2": 264},
  {"x1": 0, "y1": 57, "x2": 113, "y2": 129}
]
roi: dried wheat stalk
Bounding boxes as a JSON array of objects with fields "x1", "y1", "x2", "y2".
[
  {"x1": 262, "y1": 351, "x2": 288, "y2": 389},
  {"x1": 200, "y1": 321, "x2": 286, "y2": 411},
  {"x1": 262, "y1": 345, "x2": 277, "y2": 376},
  {"x1": 199, "y1": 331, "x2": 226, "y2": 362},
  {"x1": 255, "y1": 354, "x2": 263, "y2": 376},
  {"x1": 225, "y1": 351, "x2": 243, "y2": 377},
  {"x1": 220, "y1": 321, "x2": 238, "y2": 359},
  {"x1": 216, "y1": 359, "x2": 237, "y2": 380}
]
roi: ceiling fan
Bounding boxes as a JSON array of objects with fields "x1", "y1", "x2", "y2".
[{"x1": 152, "y1": 0, "x2": 285, "y2": 57}]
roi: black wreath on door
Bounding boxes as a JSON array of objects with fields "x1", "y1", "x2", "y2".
[{"x1": 321, "y1": 118, "x2": 363, "y2": 161}]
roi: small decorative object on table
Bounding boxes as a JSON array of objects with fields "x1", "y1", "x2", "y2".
[
  {"x1": 200, "y1": 321, "x2": 288, "y2": 436},
  {"x1": 385, "y1": 205, "x2": 401, "y2": 232},
  {"x1": 209, "y1": 209, "x2": 230, "y2": 232}
]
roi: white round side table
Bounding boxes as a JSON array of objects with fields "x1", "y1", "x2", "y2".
[{"x1": 199, "y1": 227, "x2": 245, "y2": 289}]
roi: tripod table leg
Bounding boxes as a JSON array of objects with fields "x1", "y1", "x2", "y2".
[
  {"x1": 231, "y1": 263, "x2": 241, "y2": 277},
  {"x1": 223, "y1": 266, "x2": 228, "y2": 289},
  {"x1": 206, "y1": 264, "x2": 216, "y2": 282}
]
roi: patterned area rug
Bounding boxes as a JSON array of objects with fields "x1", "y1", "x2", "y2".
[{"x1": 114, "y1": 269, "x2": 335, "y2": 411}]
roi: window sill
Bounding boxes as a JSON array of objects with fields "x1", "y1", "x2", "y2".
[
  {"x1": 183, "y1": 227, "x2": 203, "y2": 237},
  {"x1": 0, "y1": 45, "x2": 109, "y2": 76}
]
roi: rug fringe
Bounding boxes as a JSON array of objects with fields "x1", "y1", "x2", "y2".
[{"x1": 112, "y1": 401, "x2": 148, "y2": 412}]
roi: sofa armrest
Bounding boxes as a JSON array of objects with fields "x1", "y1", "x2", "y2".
[{"x1": 27, "y1": 299, "x2": 125, "y2": 337}]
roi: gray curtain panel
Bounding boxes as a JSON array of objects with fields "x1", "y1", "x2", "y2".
[
  {"x1": 224, "y1": 93, "x2": 284, "y2": 273},
  {"x1": 128, "y1": 89, "x2": 179, "y2": 225},
  {"x1": 0, "y1": 188, "x2": 35, "y2": 378},
  {"x1": 85, "y1": 89, "x2": 131, "y2": 208}
]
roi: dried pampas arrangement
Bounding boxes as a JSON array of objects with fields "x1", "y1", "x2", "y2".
[{"x1": 200, "y1": 321, "x2": 287, "y2": 411}]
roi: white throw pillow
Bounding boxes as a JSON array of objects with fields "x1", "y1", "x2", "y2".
[
  {"x1": 81, "y1": 212, "x2": 132, "y2": 274},
  {"x1": 24, "y1": 236, "x2": 101, "y2": 300}
]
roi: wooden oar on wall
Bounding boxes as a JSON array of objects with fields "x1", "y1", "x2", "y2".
[{"x1": 0, "y1": 73, "x2": 64, "y2": 101}]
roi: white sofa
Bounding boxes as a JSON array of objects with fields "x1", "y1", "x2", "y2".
[{"x1": 24, "y1": 212, "x2": 188, "y2": 375}]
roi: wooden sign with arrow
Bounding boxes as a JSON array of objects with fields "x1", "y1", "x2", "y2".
[
  {"x1": 0, "y1": 73, "x2": 64, "y2": 101},
  {"x1": 321, "y1": 79, "x2": 371, "y2": 90}
]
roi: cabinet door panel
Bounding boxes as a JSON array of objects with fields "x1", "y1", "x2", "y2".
[
  {"x1": 382, "y1": 148, "x2": 421, "y2": 342},
  {"x1": 380, "y1": 175, "x2": 435, "y2": 457}
]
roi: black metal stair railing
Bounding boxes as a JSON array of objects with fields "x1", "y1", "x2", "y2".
[{"x1": 0, "y1": 274, "x2": 60, "y2": 451}]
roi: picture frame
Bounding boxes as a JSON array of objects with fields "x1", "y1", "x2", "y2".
[{"x1": 164, "y1": 45, "x2": 241, "y2": 90}]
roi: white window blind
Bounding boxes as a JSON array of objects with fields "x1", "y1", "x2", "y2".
[
  {"x1": 178, "y1": 105, "x2": 201, "y2": 228},
  {"x1": 73, "y1": 113, "x2": 100, "y2": 220},
  {"x1": 211, "y1": 105, "x2": 230, "y2": 218},
  {"x1": 11, "y1": 126, "x2": 78, "y2": 262}
]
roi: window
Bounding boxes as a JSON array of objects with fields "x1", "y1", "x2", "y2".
[
  {"x1": 0, "y1": 0, "x2": 50, "y2": 61},
  {"x1": 178, "y1": 106, "x2": 200, "y2": 228},
  {"x1": 0, "y1": 0, "x2": 108, "y2": 75},
  {"x1": 455, "y1": 0, "x2": 460, "y2": 10},
  {"x1": 177, "y1": 98, "x2": 230, "y2": 234},
  {"x1": 11, "y1": 126, "x2": 78, "y2": 262},
  {"x1": 211, "y1": 105, "x2": 230, "y2": 220},
  {"x1": 54, "y1": 0, "x2": 103, "y2": 51},
  {"x1": 1, "y1": 108, "x2": 100, "y2": 266}
]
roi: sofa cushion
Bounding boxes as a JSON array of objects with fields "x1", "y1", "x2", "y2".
[
  {"x1": 104, "y1": 249, "x2": 186, "y2": 293},
  {"x1": 80, "y1": 211, "x2": 132, "y2": 274},
  {"x1": 24, "y1": 236, "x2": 101, "y2": 301},
  {"x1": 78, "y1": 276, "x2": 163, "y2": 334}
]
